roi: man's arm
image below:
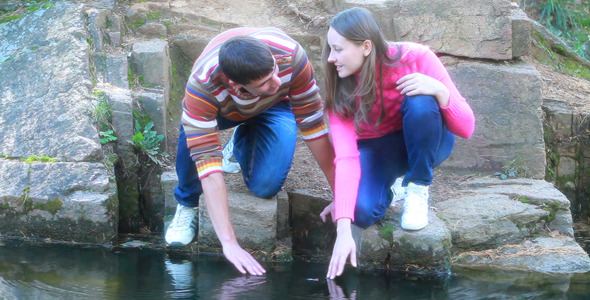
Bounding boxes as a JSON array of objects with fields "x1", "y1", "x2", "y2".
[
  {"x1": 201, "y1": 172, "x2": 266, "y2": 275},
  {"x1": 304, "y1": 134, "x2": 335, "y2": 190}
]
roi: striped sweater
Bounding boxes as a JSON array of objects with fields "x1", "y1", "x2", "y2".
[{"x1": 182, "y1": 27, "x2": 328, "y2": 179}]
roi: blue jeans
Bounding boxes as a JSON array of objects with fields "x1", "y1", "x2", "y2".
[
  {"x1": 174, "y1": 101, "x2": 297, "y2": 207},
  {"x1": 354, "y1": 95, "x2": 455, "y2": 228}
]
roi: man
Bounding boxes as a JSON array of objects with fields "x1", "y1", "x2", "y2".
[{"x1": 165, "y1": 27, "x2": 335, "y2": 276}]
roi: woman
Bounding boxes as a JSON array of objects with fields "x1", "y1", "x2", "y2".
[{"x1": 319, "y1": 7, "x2": 475, "y2": 279}]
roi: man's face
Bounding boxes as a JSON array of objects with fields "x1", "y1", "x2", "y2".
[{"x1": 240, "y1": 57, "x2": 281, "y2": 96}]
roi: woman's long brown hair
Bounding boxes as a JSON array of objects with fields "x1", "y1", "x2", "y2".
[{"x1": 322, "y1": 7, "x2": 402, "y2": 132}]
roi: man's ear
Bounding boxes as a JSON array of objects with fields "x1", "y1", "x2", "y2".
[
  {"x1": 362, "y1": 40, "x2": 373, "y2": 57},
  {"x1": 228, "y1": 79, "x2": 241, "y2": 89}
]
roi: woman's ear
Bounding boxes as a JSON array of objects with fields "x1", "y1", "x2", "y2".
[{"x1": 362, "y1": 40, "x2": 373, "y2": 57}]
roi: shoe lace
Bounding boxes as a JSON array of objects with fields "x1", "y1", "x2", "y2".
[
  {"x1": 172, "y1": 207, "x2": 196, "y2": 229},
  {"x1": 404, "y1": 184, "x2": 428, "y2": 213}
]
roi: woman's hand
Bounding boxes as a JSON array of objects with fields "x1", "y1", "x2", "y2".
[
  {"x1": 396, "y1": 73, "x2": 450, "y2": 107},
  {"x1": 320, "y1": 201, "x2": 336, "y2": 223},
  {"x1": 326, "y1": 218, "x2": 357, "y2": 279}
]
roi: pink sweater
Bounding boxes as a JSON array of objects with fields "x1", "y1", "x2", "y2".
[{"x1": 329, "y1": 42, "x2": 475, "y2": 221}]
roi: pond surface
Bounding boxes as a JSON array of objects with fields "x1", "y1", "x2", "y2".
[{"x1": 1, "y1": 239, "x2": 589, "y2": 300}]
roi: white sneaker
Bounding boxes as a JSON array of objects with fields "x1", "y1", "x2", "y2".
[
  {"x1": 401, "y1": 182, "x2": 429, "y2": 230},
  {"x1": 222, "y1": 128, "x2": 241, "y2": 174},
  {"x1": 390, "y1": 177, "x2": 405, "y2": 206},
  {"x1": 165, "y1": 204, "x2": 198, "y2": 246}
]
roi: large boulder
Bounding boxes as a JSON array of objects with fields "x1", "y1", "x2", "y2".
[
  {"x1": 444, "y1": 60, "x2": 546, "y2": 178},
  {"x1": 0, "y1": 2, "x2": 118, "y2": 243},
  {"x1": 327, "y1": 0, "x2": 530, "y2": 60}
]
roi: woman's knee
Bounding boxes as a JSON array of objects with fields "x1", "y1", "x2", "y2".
[
  {"x1": 402, "y1": 95, "x2": 440, "y2": 121},
  {"x1": 353, "y1": 201, "x2": 385, "y2": 229}
]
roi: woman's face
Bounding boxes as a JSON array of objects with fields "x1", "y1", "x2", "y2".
[{"x1": 326, "y1": 27, "x2": 368, "y2": 78}]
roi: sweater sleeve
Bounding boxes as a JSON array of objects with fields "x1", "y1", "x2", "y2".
[
  {"x1": 328, "y1": 112, "x2": 360, "y2": 221},
  {"x1": 418, "y1": 48, "x2": 475, "y2": 139},
  {"x1": 289, "y1": 45, "x2": 329, "y2": 141},
  {"x1": 182, "y1": 76, "x2": 223, "y2": 180}
]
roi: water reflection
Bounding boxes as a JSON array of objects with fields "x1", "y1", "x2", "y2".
[
  {"x1": 0, "y1": 239, "x2": 589, "y2": 299},
  {"x1": 165, "y1": 254, "x2": 196, "y2": 299}
]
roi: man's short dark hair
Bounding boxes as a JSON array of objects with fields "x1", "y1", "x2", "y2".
[{"x1": 219, "y1": 35, "x2": 274, "y2": 85}]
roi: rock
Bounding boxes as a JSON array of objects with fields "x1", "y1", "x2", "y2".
[
  {"x1": 444, "y1": 60, "x2": 545, "y2": 178},
  {"x1": 0, "y1": 161, "x2": 117, "y2": 244},
  {"x1": 454, "y1": 236, "x2": 590, "y2": 273},
  {"x1": 437, "y1": 193, "x2": 550, "y2": 250},
  {"x1": 0, "y1": 2, "x2": 118, "y2": 244},
  {"x1": 0, "y1": 2, "x2": 101, "y2": 162},
  {"x1": 361, "y1": 206, "x2": 452, "y2": 273},
  {"x1": 331, "y1": 0, "x2": 521, "y2": 60},
  {"x1": 131, "y1": 39, "x2": 171, "y2": 88},
  {"x1": 105, "y1": 56, "x2": 129, "y2": 89},
  {"x1": 135, "y1": 89, "x2": 169, "y2": 145},
  {"x1": 198, "y1": 181, "x2": 285, "y2": 253}
]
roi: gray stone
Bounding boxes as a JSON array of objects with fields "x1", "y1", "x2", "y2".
[
  {"x1": 160, "y1": 169, "x2": 179, "y2": 213},
  {"x1": 464, "y1": 178, "x2": 574, "y2": 235},
  {"x1": 558, "y1": 156, "x2": 577, "y2": 177},
  {"x1": 461, "y1": 177, "x2": 571, "y2": 209},
  {"x1": 125, "y1": 9, "x2": 147, "y2": 29},
  {"x1": 451, "y1": 267, "x2": 574, "y2": 295},
  {"x1": 437, "y1": 194, "x2": 549, "y2": 250},
  {"x1": 138, "y1": 22, "x2": 167, "y2": 38},
  {"x1": 290, "y1": 190, "x2": 336, "y2": 259},
  {"x1": 351, "y1": 176, "x2": 583, "y2": 272},
  {"x1": 86, "y1": 8, "x2": 110, "y2": 53},
  {"x1": 106, "y1": 31, "x2": 121, "y2": 47},
  {"x1": 131, "y1": 39, "x2": 171, "y2": 88},
  {"x1": 544, "y1": 99, "x2": 574, "y2": 142},
  {"x1": 511, "y1": 4, "x2": 532, "y2": 58},
  {"x1": 170, "y1": 35, "x2": 212, "y2": 65},
  {"x1": 362, "y1": 207, "x2": 452, "y2": 272},
  {"x1": 198, "y1": 186, "x2": 279, "y2": 252},
  {"x1": 102, "y1": 85, "x2": 136, "y2": 170},
  {"x1": 0, "y1": 2, "x2": 102, "y2": 162},
  {"x1": 453, "y1": 236, "x2": 590, "y2": 273},
  {"x1": 141, "y1": 167, "x2": 165, "y2": 232},
  {"x1": 105, "y1": 56, "x2": 129, "y2": 88},
  {"x1": 276, "y1": 190, "x2": 290, "y2": 240},
  {"x1": 136, "y1": 90, "x2": 169, "y2": 146},
  {"x1": 0, "y1": 160, "x2": 117, "y2": 244},
  {"x1": 330, "y1": 0, "x2": 515, "y2": 60},
  {"x1": 444, "y1": 61, "x2": 545, "y2": 178}
]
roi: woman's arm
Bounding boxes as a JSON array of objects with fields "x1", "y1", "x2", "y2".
[{"x1": 396, "y1": 47, "x2": 475, "y2": 139}]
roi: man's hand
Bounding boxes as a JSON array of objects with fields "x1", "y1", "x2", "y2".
[
  {"x1": 222, "y1": 241, "x2": 266, "y2": 276},
  {"x1": 201, "y1": 172, "x2": 266, "y2": 275},
  {"x1": 326, "y1": 218, "x2": 357, "y2": 279}
]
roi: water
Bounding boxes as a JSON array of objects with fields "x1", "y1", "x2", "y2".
[{"x1": 1, "y1": 239, "x2": 589, "y2": 300}]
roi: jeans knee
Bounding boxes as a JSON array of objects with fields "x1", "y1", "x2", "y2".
[
  {"x1": 353, "y1": 215, "x2": 374, "y2": 229},
  {"x1": 402, "y1": 95, "x2": 440, "y2": 121},
  {"x1": 248, "y1": 184, "x2": 281, "y2": 198},
  {"x1": 245, "y1": 176, "x2": 283, "y2": 198},
  {"x1": 353, "y1": 203, "x2": 383, "y2": 229}
]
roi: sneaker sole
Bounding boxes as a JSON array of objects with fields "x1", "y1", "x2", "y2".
[
  {"x1": 401, "y1": 222, "x2": 428, "y2": 231},
  {"x1": 167, "y1": 241, "x2": 190, "y2": 247}
]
